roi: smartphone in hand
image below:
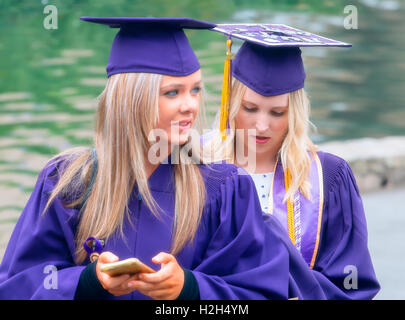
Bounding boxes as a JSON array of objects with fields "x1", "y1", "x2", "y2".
[{"x1": 100, "y1": 258, "x2": 155, "y2": 277}]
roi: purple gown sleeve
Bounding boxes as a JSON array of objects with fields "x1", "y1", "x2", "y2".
[
  {"x1": 262, "y1": 213, "x2": 327, "y2": 299},
  {"x1": 0, "y1": 160, "x2": 85, "y2": 299},
  {"x1": 191, "y1": 168, "x2": 291, "y2": 299},
  {"x1": 309, "y1": 152, "x2": 380, "y2": 299}
]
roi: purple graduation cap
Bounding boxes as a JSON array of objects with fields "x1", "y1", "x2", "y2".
[
  {"x1": 212, "y1": 23, "x2": 352, "y2": 97},
  {"x1": 80, "y1": 17, "x2": 216, "y2": 77}
]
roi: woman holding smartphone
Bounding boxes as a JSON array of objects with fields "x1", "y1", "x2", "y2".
[{"x1": 0, "y1": 18, "x2": 300, "y2": 300}]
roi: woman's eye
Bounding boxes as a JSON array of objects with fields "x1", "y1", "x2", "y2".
[
  {"x1": 271, "y1": 110, "x2": 285, "y2": 117},
  {"x1": 191, "y1": 86, "x2": 201, "y2": 94},
  {"x1": 243, "y1": 105, "x2": 256, "y2": 113},
  {"x1": 164, "y1": 89, "x2": 178, "y2": 97}
]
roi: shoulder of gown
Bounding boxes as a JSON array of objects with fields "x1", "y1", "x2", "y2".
[
  {"x1": 312, "y1": 151, "x2": 380, "y2": 299},
  {"x1": 198, "y1": 161, "x2": 239, "y2": 197},
  {"x1": 0, "y1": 156, "x2": 87, "y2": 299}
]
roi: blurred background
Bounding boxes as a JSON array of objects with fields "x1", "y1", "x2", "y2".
[{"x1": 0, "y1": 0, "x2": 404, "y2": 299}]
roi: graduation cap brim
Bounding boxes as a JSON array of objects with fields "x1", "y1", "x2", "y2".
[
  {"x1": 213, "y1": 23, "x2": 352, "y2": 47},
  {"x1": 80, "y1": 17, "x2": 216, "y2": 30}
]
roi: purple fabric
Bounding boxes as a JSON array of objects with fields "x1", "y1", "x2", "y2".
[
  {"x1": 233, "y1": 43, "x2": 306, "y2": 97},
  {"x1": 0, "y1": 157, "x2": 291, "y2": 300},
  {"x1": 80, "y1": 17, "x2": 216, "y2": 77},
  {"x1": 262, "y1": 213, "x2": 326, "y2": 299}
]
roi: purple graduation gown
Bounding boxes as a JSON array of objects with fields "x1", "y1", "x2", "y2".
[
  {"x1": 0, "y1": 157, "x2": 291, "y2": 300},
  {"x1": 264, "y1": 151, "x2": 380, "y2": 299}
]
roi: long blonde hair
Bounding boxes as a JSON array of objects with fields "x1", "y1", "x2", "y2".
[
  {"x1": 43, "y1": 73, "x2": 206, "y2": 264},
  {"x1": 207, "y1": 78, "x2": 317, "y2": 202}
]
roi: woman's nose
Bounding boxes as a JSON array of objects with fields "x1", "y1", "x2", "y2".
[
  {"x1": 255, "y1": 118, "x2": 269, "y2": 133},
  {"x1": 179, "y1": 93, "x2": 198, "y2": 113}
]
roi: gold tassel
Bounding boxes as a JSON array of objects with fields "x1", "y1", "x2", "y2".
[
  {"x1": 219, "y1": 38, "x2": 234, "y2": 140},
  {"x1": 284, "y1": 169, "x2": 296, "y2": 245}
]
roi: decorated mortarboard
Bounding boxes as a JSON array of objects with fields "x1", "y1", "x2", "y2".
[
  {"x1": 80, "y1": 17, "x2": 216, "y2": 77},
  {"x1": 211, "y1": 24, "x2": 351, "y2": 139}
]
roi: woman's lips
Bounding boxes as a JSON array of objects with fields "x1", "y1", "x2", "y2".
[
  {"x1": 255, "y1": 136, "x2": 271, "y2": 144},
  {"x1": 176, "y1": 120, "x2": 192, "y2": 131}
]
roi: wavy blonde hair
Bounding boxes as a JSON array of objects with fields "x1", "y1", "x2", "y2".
[
  {"x1": 207, "y1": 78, "x2": 317, "y2": 202},
  {"x1": 43, "y1": 73, "x2": 206, "y2": 264}
]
